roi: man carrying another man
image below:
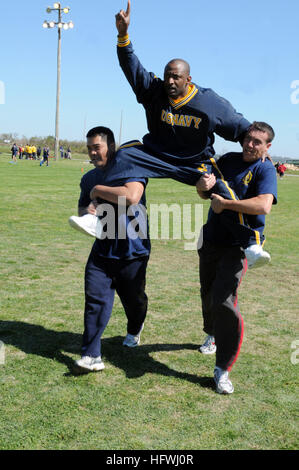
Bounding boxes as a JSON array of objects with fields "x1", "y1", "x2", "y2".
[
  {"x1": 70, "y1": 126, "x2": 150, "y2": 373},
  {"x1": 197, "y1": 121, "x2": 277, "y2": 394}
]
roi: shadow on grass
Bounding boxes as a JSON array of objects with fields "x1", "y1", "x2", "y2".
[{"x1": 0, "y1": 321, "x2": 214, "y2": 390}]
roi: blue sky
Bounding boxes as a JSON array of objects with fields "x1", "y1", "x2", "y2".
[{"x1": 1, "y1": 0, "x2": 299, "y2": 158}]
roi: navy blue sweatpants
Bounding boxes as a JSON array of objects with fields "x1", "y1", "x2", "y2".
[
  {"x1": 82, "y1": 249, "x2": 149, "y2": 358},
  {"x1": 199, "y1": 241, "x2": 247, "y2": 371}
]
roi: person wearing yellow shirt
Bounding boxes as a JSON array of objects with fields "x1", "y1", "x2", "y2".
[
  {"x1": 31, "y1": 145, "x2": 37, "y2": 160},
  {"x1": 25, "y1": 145, "x2": 30, "y2": 159}
]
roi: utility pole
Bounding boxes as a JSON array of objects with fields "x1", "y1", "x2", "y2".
[
  {"x1": 43, "y1": 3, "x2": 74, "y2": 160},
  {"x1": 55, "y1": 7, "x2": 62, "y2": 161}
]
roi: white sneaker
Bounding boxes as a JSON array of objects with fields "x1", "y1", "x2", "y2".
[
  {"x1": 68, "y1": 214, "x2": 102, "y2": 238},
  {"x1": 199, "y1": 335, "x2": 216, "y2": 354},
  {"x1": 245, "y1": 244, "x2": 271, "y2": 269},
  {"x1": 75, "y1": 355, "x2": 105, "y2": 372},
  {"x1": 123, "y1": 324, "x2": 144, "y2": 348},
  {"x1": 214, "y1": 366, "x2": 234, "y2": 394}
]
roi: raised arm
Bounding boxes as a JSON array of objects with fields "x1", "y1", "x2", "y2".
[
  {"x1": 115, "y1": 0, "x2": 160, "y2": 104},
  {"x1": 115, "y1": 0, "x2": 131, "y2": 36}
]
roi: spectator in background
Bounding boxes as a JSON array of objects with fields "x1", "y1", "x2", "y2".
[
  {"x1": 24, "y1": 144, "x2": 29, "y2": 159},
  {"x1": 32, "y1": 145, "x2": 37, "y2": 160},
  {"x1": 37, "y1": 146, "x2": 42, "y2": 160},
  {"x1": 60, "y1": 145, "x2": 64, "y2": 159},
  {"x1": 67, "y1": 146, "x2": 72, "y2": 159},
  {"x1": 11, "y1": 143, "x2": 18, "y2": 162},
  {"x1": 277, "y1": 162, "x2": 286, "y2": 178},
  {"x1": 18, "y1": 146, "x2": 23, "y2": 159},
  {"x1": 40, "y1": 146, "x2": 49, "y2": 166},
  {"x1": 27, "y1": 145, "x2": 32, "y2": 160}
]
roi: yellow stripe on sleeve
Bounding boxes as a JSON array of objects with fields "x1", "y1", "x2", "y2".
[
  {"x1": 117, "y1": 34, "x2": 130, "y2": 47},
  {"x1": 118, "y1": 140, "x2": 143, "y2": 150},
  {"x1": 209, "y1": 158, "x2": 245, "y2": 225}
]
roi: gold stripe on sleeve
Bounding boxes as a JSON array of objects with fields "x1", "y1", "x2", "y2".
[{"x1": 117, "y1": 34, "x2": 130, "y2": 47}]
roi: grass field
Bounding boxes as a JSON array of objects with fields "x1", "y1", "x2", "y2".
[{"x1": 0, "y1": 152, "x2": 298, "y2": 450}]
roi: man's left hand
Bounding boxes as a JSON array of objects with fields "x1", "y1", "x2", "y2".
[
  {"x1": 210, "y1": 193, "x2": 225, "y2": 213},
  {"x1": 261, "y1": 152, "x2": 274, "y2": 165}
]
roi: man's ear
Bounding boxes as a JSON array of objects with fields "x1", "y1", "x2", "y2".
[{"x1": 108, "y1": 143, "x2": 116, "y2": 158}]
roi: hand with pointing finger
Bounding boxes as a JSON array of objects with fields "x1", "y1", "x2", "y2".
[{"x1": 115, "y1": 0, "x2": 131, "y2": 36}]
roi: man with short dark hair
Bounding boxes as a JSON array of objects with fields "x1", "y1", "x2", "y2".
[
  {"x1": 69, "y1": 126, "x2": 150, "y2": 373},
  {"x1": 197, "y1": 122, "x2": 277, "y2": 394}
]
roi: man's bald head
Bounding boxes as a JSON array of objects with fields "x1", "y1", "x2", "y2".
[
  {"x1": 164, "y1": 59, "x2": 191, "y2": 76},
  {"x1": 163, "y1": 59, "x2": 192, "y2": 99}
]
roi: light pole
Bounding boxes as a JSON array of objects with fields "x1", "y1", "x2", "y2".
[{"x1": 43, "y1": 3, "x2": 74, "y2": 161}]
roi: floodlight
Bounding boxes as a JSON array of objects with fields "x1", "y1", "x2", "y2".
[
  {"x1": 68, "y1": 21, "x2": 74, "y2": 29},
  {"x1": 46, "y1": 7, "x2": 52, "y2": 13},
  {"x1": 63, "y1": 23, "x2": 69, "y2": 30},
  {"x1": 58, "y1": 22, "x2": 63, "y2": 28},
  {"x1": 53, "y1": 2, "x2": 60, "y2": 9},
  {"x1": 63, "y1": 7, "x2": 69, "y2": 13},
  {"x1": 43, "y1": 21, "x2": 49, "y2": 28},
  {"x1": 49, "y1": 21, "x2": 55, "y2": 28}
]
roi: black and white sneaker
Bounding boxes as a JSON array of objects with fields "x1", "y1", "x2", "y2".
[
  {"x1": 214, "y1": 367, "x2": 234, "y2": 394},
  {"x1": 199, "y1": 335, "x2": 216, "y2": 354}
]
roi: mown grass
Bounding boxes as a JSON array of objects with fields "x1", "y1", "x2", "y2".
[{"x1": 0, "y1": 153, "x2": 298, "y2": 450}]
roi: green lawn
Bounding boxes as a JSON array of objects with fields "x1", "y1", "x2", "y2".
[{"x1": 0, "y1": 153, "x2": 298, "y2": 450}]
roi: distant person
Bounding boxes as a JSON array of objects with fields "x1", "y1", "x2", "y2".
[
  {"x1": 69, "y1": 126, "x2": 150, "y2": 373},
  {"x1": 197, "y1": 122, "x2": 277, "y2": 394},
  {"x1": 24, "y1": 144, "x2": 30, "y2": 159},
  {"x1": 37, "y1": 146, "x2": 41, "y2": 160},
  {"x1": 67, "y1": 147, "x2": 71, "y2": 159},
  {"x1": 60, "y1": 145, "x2": 64, "y2": 159},
  {"x1": 31, "y1": 145, "x2": 37, "y2": 160},
  {"x1": 40, "y1": 146, "x2": 49, "y2": 166},
  {"x1": 277, "y1": 163, "x2": 286, "y2": 178},
  {"x1": 11, "y1": 143, "x2": 18, "y2": 162},
  {"x1": 27, "y1": 145, "x2": 33, "y2": 160},
  {"x1": 18, "y1": 146, "x2": 23, "y2": 159}
]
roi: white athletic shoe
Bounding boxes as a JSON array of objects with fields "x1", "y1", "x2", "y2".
[
  {"x1": 68, "y1": 214, "x2": 102, "y2": 238},
  {"x1": 214, "y1": 366, "x2": 234, "y2": 394},
  {"x1": 75, "y1": 355, "x2": 105, "y2": 372},
  {"x1": 123, "y1": 324, "x2": 144, "y2": 348},
  {"x1": 245, "y1": 244, "x2": 271, "y2": 269},
  {"x1": 199, "y1": 335, "x2": 216, "y2": 354}
]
